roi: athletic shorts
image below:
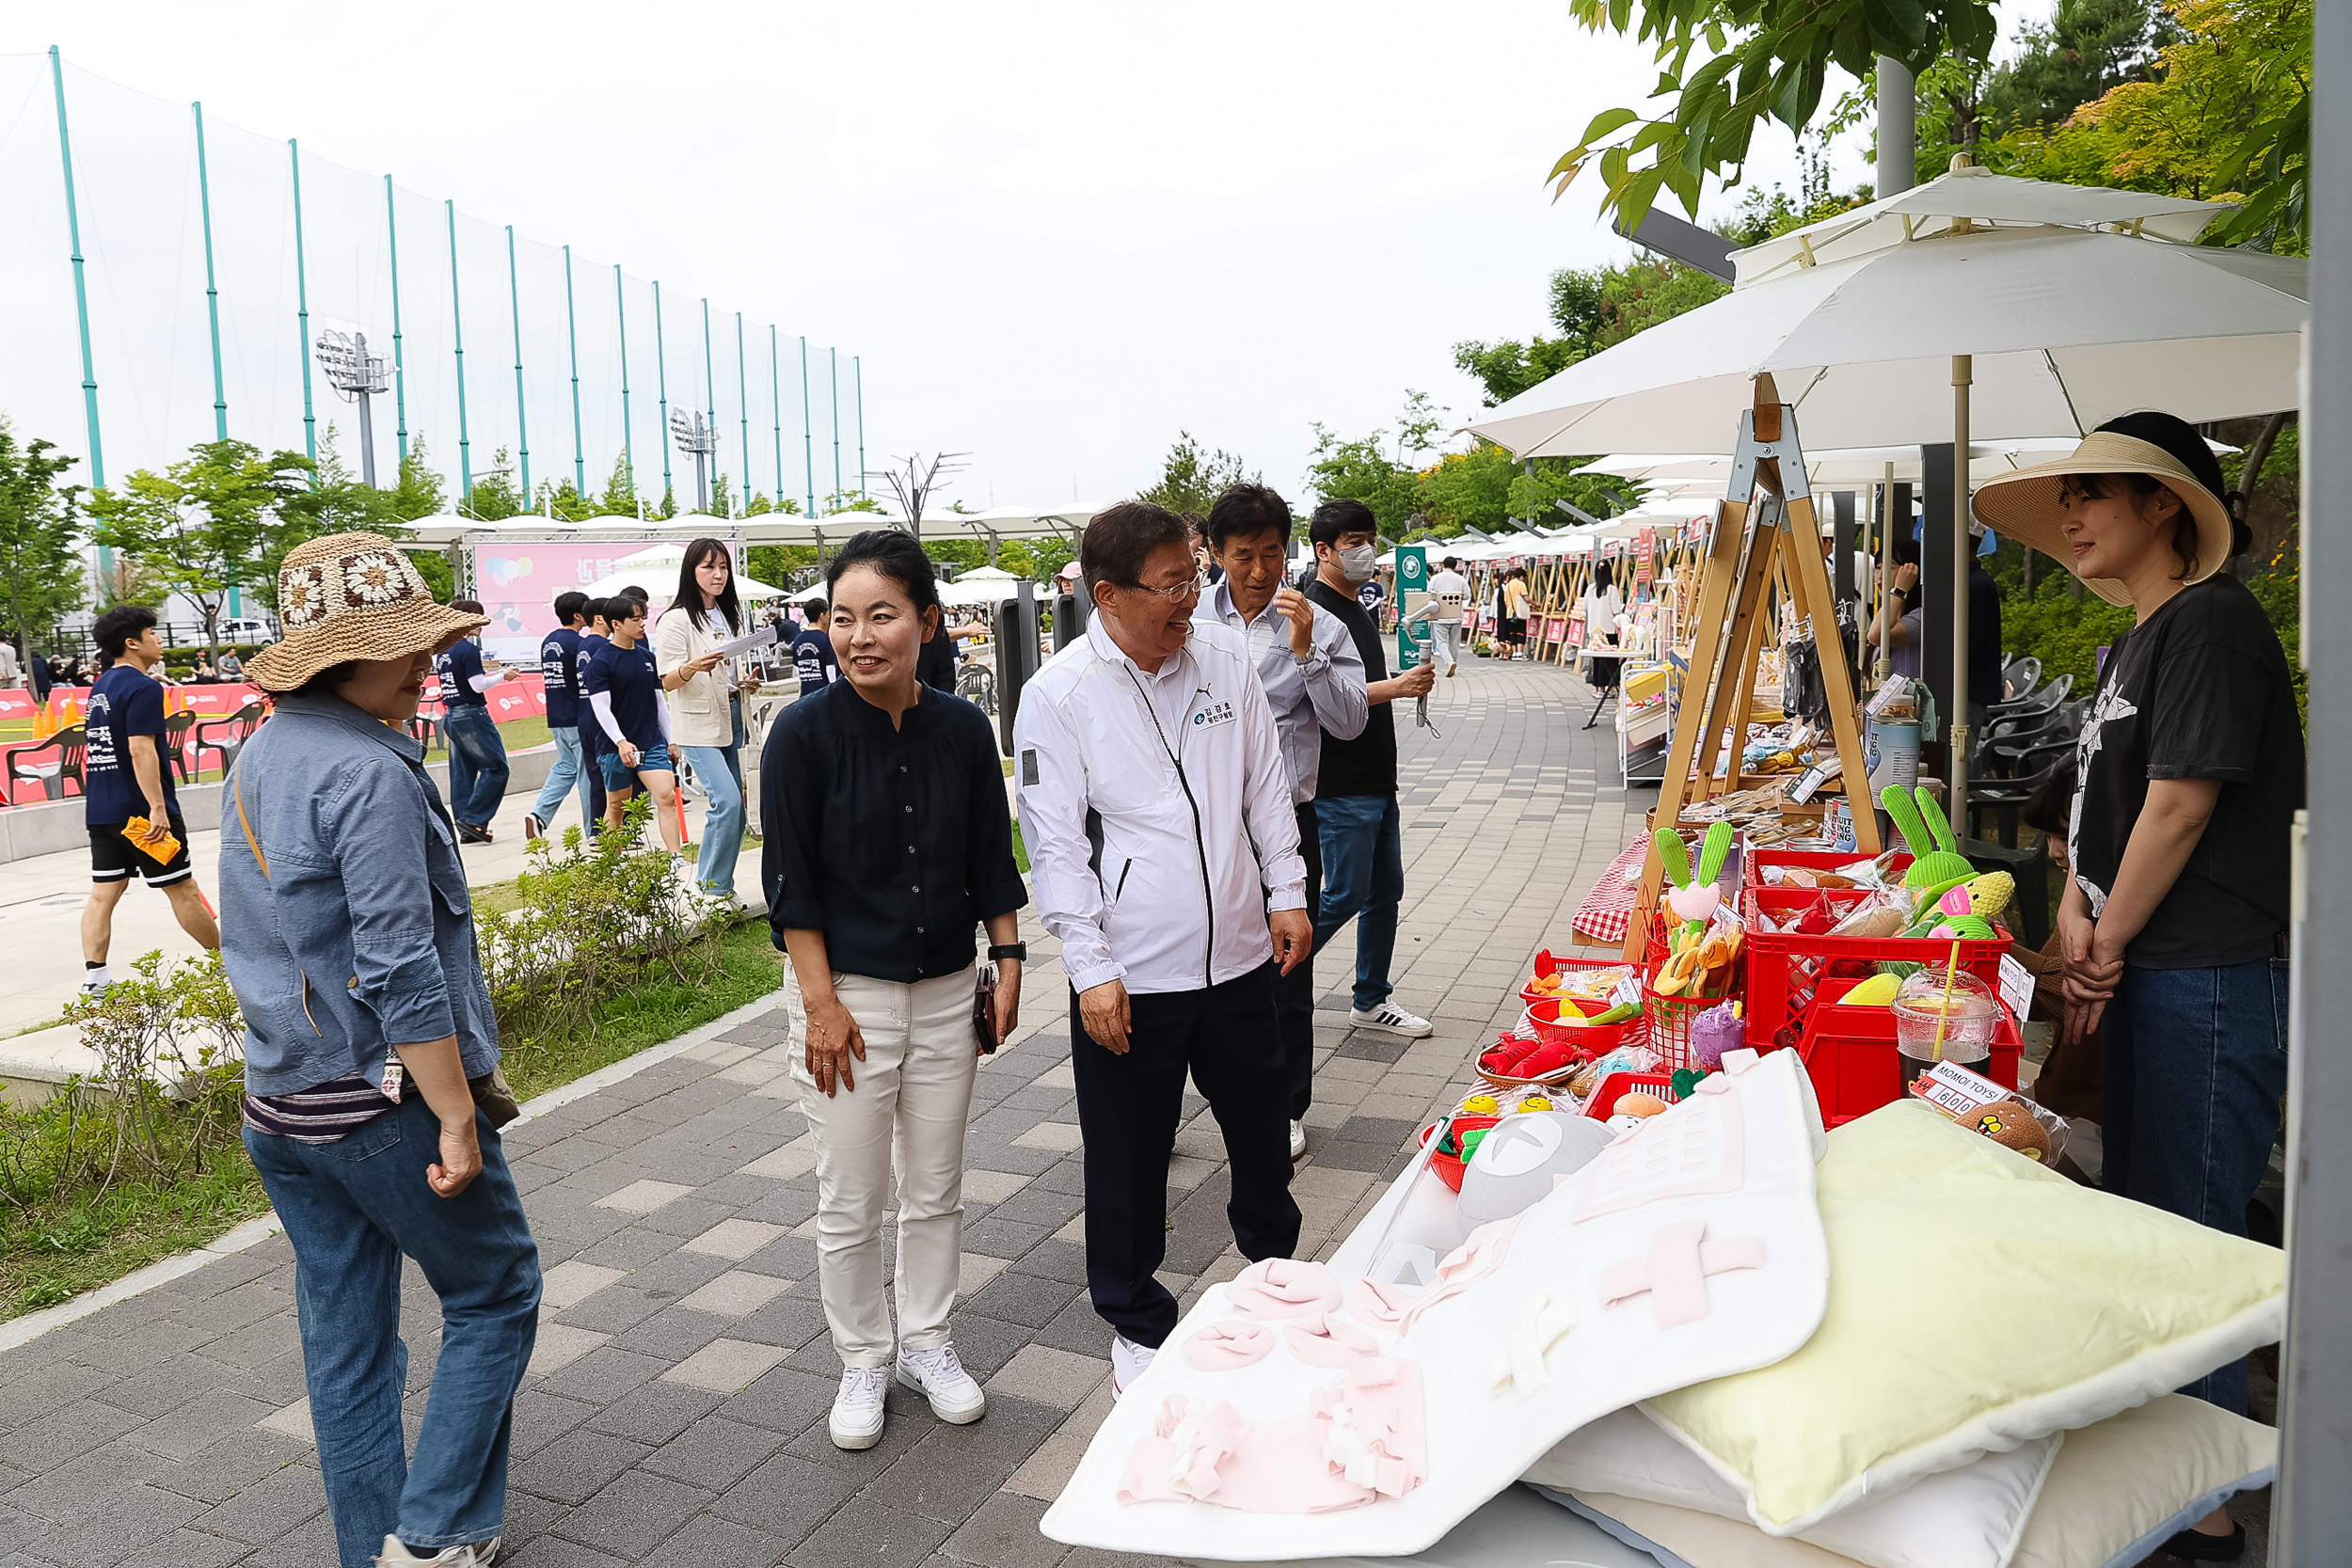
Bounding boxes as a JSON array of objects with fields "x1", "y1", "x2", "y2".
[
  {"x1": 89, "y1": 815, "x2": 194, "y2": 888},
  {"x1": 599, "y1": 741, "x2": 674, "y2": 792}
]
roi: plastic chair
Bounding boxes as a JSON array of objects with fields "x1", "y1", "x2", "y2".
[
  {"x1": 6, "y1": 723, "x2": 87, "y2": 803},
  {"x1": 164, "y1": 710, "x2": 198, "y2": 784},
  {"x1": 194, "y1": 702, "x2": 266, "y2": 776},
  {"x1": 1999, "y1": 656, "x2": 2041, "y2": 702},
  {"x1": 1984, "y1": 672, "x2": 2073, "y2": 723}
]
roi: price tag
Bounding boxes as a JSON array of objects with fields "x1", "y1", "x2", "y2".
[{"x1": 1997, "y1": 953, "x2": 2036, "y2": 1023}]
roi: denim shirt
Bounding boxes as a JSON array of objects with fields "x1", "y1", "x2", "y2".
[{"x1": 219, "y1": 694, "x2": 500, "y2": 1096}]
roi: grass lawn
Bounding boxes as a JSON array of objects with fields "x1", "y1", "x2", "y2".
[{"x1": 0, "y1": 911, "x2": 782, "y2": 1319}]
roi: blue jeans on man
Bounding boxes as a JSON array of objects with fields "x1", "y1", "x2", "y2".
[
  {"x1": 243, "y1": 1094, "x2": 541, "y2": 1568},
  {"x1": 2103, "y1": 956, "x2": 2290, "y2": 1416},
  {"x1": 679, "y1": 695, "x2": 746, "y2": 897},
  {"x1": 440, "y1": 704, "x2": 509, "y2": 830},
  {"x1": 1312, "y1": 793, "x2": 1404, "y2": 1012},
  {"x1": 530, "y1": 725, "x2": 596, "y2": 837}
]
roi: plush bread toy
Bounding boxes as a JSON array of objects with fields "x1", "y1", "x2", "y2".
[{"x1": 1970, "y1": 1100, "x2": 2053, "y2": 1163}]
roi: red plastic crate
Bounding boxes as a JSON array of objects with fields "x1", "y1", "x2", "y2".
[
  {"x1": 1744, "y1": 847, "x2": 1914, "y2": 887},
  {"x1": 1797, "y1": 979, "x2": 2023, "y2": 1127},
  {"x1": 1580, "y1": 1071, "x2": 1684, "y2": 1119},
  {"x1": 1741, "y1": 885, "x2": 2010, "y2": 1050}
]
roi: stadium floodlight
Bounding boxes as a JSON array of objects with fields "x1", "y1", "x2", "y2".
[
  {"x1": 670, "y1": 408, "x2": 720, "y2": 513},
  {"x1": 314, "y1": 328, "x2": 393, "y2": 486}
]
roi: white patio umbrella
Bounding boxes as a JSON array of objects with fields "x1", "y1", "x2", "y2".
[{"x1": 1469, "y1": 163, "x2": 2307, "y2": 800}]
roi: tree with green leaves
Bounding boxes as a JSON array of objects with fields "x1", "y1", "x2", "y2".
[
  {"x1": 87, "y1": 440, "x2": 323, "y2": 660},
  {"x1": 1456, "y1": 258, "x2": 1732, "y2": 408},
  {"x1": 1550, "y1": 0, "x2": 1998, "y2": 230},
  {"x1": 0, "y1": 422, "x2": 86, "y2": 677},
  {"x1": 463, "y1": 450, "x2": 524, "y2": 521},
  {"x1": 1136, "y1": 432, "x2": 1257, "y2": 517},
  {"x1": 1307, "y1": 392, "x2": 1450, "y2": 537},
  {"x1": 596, "y1": 452, "x2": 644, "y2": 519}
]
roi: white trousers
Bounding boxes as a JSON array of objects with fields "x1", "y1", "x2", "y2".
[
  {"x1": 792, "y1": 966, "x2": 979, "y2": 1368},
  {"x1": 1428, "y1": 618, "x2": 1461, "y2": 674}
]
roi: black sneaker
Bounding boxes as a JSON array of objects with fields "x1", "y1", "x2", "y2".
[
  {"x1": 2160, "y1": 1519, "x2": 2246, "y2": 1561},
  {"x1": 522, "y1": 813, "x2": 543, "y2": 842},
  {"x1": 455, "y1": 822, "x2": 493, "y2": 845}
]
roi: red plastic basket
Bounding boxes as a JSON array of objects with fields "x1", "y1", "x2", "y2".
[
  {"x1": 1641, "y1": 979, "x2": 1721, "y2": 1073},
  {"x1": 1417, "y1": 1113, "x2": 1502, "y2": 1191},
  {"x1": 1580, "y1": 1070, "x2": 1685, "y2": 1119},
  {"x1": 1741, "y1": 885, "x2": 2010, "y2": 1051},
  {"x1": 1745, "y1": 847, "x2": 1914, "y2": 887},
  {"x1": 1797, "y1": 979, "x2": 2023, "y2": 1127},
  {"x1": 1519, "y1": 997, "x2": 1636, "y2": 1053}
]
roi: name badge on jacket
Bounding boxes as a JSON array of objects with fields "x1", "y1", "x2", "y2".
[{"x1": 1193, "y1": 700, "x2": 1236, "y2": 731}]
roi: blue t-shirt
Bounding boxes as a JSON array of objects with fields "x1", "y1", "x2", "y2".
[
  {"x1": 84, "y1": 663, "x2": 176, "y2": 827},
  {"x1": 581, "y1": 639, "x2": 662, "y2": 750},
  {"x1": 436, "y1": 639, "x2": 489, "y2": 708},
  {"x1": 540, "y1": 626, "x2": 581, "y2": 728},
  {"x1": 792, "y1": 626, "x2": 839, "y2": 698}
]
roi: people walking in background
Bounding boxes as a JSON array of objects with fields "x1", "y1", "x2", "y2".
[
  {"x1": 792, "y1": 595, "x2": 839, "y2": 697},
  {"x1": 656, "y1": 539, "x2": 757, "y2": 904},
  {"x1": 762, "y1": 530, "x2": 1026, "y2": 1449},
  {"x1": 79, "y1": 605, "x2": 219, "y2": 997},
  {"x1": 435, "y1": 603, "x2": 510, "y2": 845},
  {"x1": 223, "y1": 533, "x2": 540, "y2": 1568},
  {"x1": 1205, "y1": 483, "x2": 1368, "y2": 1162},
  {"x1": 524, "y1": 592, "x2": 594, "y2": 843},
  {"x1": 1016, "y1": 500, "x2": 1310, "y2": 1398},
  {"x1": 1502, "y1": 568, "x2": 1532, "y2": 658},
  {"x1": 582, "y1": 595, "x2": 684, "y2": 854},
  {"x1": 0, "y1": 640, "x2": 20, "y2": 689},
  {"x1": 1425, "y1": 555, "x2": 1470, "y2": 678},
  {"x1": 1304, "y1": 499, "x2": 1435, "y2": 1040}
]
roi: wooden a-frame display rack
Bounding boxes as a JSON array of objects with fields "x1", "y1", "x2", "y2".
[{"x1": 1621, "y1": 377, "x2": 1882, "y2": 961}]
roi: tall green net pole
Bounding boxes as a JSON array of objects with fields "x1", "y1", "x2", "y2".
[
  {"x1": 564, "y1": 245, "x2": 584, "y2": 496},
  {"x1": 854, "y1": 356, "x2": 866, "y2": 499},
  {"x1": 447, "y1": 199, "x2": 472, "y2": 501},
  {"x1": 801, "y1": 336, "x2": 815, "y2": 517},
  {"x1": 736, "y1": 311, "x2": 750, "y2": 516},
  {"x1": 193, "y1": 103, "x2": 228, "y2": 441},
  {"x1": 385, "y1": 177, "x2": 408, "y2": 467},
  {"x1": 701, "y1": 297, "x2": 717, "y2": 511},
  {"x1": 51, "y1": 48, "x2": 108, "y2": 604},
  {"x1": 770, "y1": 325, "x2": 785, "y2": 510},
  {"x1": 615, "y1": 265, "x2": 632, "y2": 508},
  {"x1": 290, "y1": 139, "x2": 316, "y2": 469},
  {"x1": 507, "y1": 225, "x2": 530, "y2": 503},
  {"x1": 654, "y1": 281, "x2": 672, "y2": 504},
  {"x1": 830, "y1": 347, "x2": 841, "y2": 504}
]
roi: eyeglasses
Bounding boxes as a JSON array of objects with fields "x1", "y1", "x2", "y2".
[{"x1": 1120, "y1": 573, "x2": 1209, "y2": 605}]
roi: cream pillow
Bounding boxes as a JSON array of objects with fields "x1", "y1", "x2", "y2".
[
  {"x1": 1527, "y1": 1406, "x2": 2057, "y2": 1568},
  {"x1": 1644, "y1": 1102, "x2": 2283, "y2": 1534},
  {"x1": 1543, "y1": 1393, "x2": 2277, "y2": 1568}
]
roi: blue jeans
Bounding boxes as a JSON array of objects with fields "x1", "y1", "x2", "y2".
[
  {"x1": 440, "y1": 705, "x2": 509, "y2": 829},
  {"x1": 244, "y1": 1094, "x2": 542, "y2": 1567},
  {"x1": 2104, "y1": 957, "x2": 2290, "y2": 1415},
  {"x1": 680, "y1": 697, "x2": 745, "y2": 895},
  {"x1": 1313, "y1": 793, "x2": 1404, "y2": 1012},
  {"x1": 529, "y1": 725, "x2": 595, "y2": 834}
]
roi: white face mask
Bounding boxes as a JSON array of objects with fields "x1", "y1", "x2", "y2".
[{"x1": 1334, "y1": 545, "x2": 1378, "y2": 585}]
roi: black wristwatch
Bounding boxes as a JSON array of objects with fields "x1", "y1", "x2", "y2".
[{"x1": 988, "y1": 942, "x2": 1027, "y2": 962}]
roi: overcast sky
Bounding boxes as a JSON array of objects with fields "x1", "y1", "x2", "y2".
[{"x1": 30, "y1": 1, "x2": 1876, "y2": 512}]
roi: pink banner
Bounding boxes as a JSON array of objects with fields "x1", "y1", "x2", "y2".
[{"x1": 470, "y1": 540, "x2": 742, "y2": 663}]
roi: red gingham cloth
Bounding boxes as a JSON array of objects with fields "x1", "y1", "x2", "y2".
[{"x1": 1572, "y1": 838, "x2": 1652, "y2": 945}]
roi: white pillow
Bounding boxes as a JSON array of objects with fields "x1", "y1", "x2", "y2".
[
  {"x1": 1643, "y1": 1102, "x2": 2284, "y2": 1534},
  {"x1": 1541, "y1": 1393, "x2": 2277, "y2": 1568},
  {"x1": 1526, "y1": 1406, "x2": 2056, "y2": 1568}
]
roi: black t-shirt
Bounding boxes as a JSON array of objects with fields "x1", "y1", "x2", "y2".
[
  {"x1": 1968, "y1": 566, "x2": 2003, "y2": 707},
  {"x1": 2068, "y1": 575, "x2": 2304, "y2": 969},
  {"x1": 436, "y1": 639, "x2": 488, "y2": 708},
  {"x1": 1305, "y1": 576, "x2": 1396, "y2": 800}
]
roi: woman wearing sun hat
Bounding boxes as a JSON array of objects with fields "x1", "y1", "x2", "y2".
[
  {"x1": 1974, "y1": 414, "x2": 2300, "y2": 1418},
  {"x1": 221, "y1": 533, "x2": 540, "y2": 1568}
]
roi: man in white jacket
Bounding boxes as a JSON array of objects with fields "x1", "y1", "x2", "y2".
[{"x1": 1015, "y1": 500, "x2": 1311, "y2": 1397}]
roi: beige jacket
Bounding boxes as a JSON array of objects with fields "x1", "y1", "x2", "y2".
[{"x1": 653, "y1": 605, "x2": 739, "y2": 748}]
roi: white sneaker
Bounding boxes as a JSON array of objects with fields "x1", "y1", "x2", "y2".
[
  {"x1": 830, "y1": 1365, "x2": 890, "y2": 1449},
  {"x1": 373, "y1": 1538, "x2": 500, "y2": 1567},
  {"x1": 521, "y1": 813, "x2": 543, "y2": 842},
  {"x1": 1289, "y1": 1119, "x2": 1309, "y2": 1161},
  {"x1": 1110, "y1": 1334, "x2": 1157, "y2": 1400},
  {"x1": 896, "y1": 1341, "x2": 986, "y2": 1424},
  {"x1": 1349, "y1": 1002, "x2": 1435, "y2": 1038}
]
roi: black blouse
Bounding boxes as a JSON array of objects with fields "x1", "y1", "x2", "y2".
[{"x1": 760, "y1": 679, "x2": 1028, "y2": 983}]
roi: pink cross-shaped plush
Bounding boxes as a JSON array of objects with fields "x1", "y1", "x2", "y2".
[{"x1": 1598, "y1": 1220, "x2": 1766, "y2": 1329}]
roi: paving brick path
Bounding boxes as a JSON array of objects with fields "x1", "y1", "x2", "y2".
[{"x1": 0, "y1": 659, "x2": 2007, "y2": 1567}]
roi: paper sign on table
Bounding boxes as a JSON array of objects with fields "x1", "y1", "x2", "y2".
[{"x1": 1997, "y1": 953, "x2": 2036, "y2": 1023}]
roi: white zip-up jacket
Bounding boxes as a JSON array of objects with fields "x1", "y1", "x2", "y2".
[{"x1": 1015, "y1": 615, "x2": 1307, "y2": 997}]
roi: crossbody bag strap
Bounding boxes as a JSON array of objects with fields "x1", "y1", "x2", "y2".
[{"x1": 230, "y1": 754, "x2": 267, "y2": 882}]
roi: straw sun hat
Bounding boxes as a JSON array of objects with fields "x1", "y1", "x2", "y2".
[
  {"x1": 1970, "y1": 430, "x2": 2234, "y2": 608},
  {"x1": 246, "y1": 531, "x2": 487, "y2": 692}
]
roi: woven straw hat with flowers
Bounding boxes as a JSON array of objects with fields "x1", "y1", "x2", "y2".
[{"x1": 246, "y1": 532, "x2": 488, "y2": 693}]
